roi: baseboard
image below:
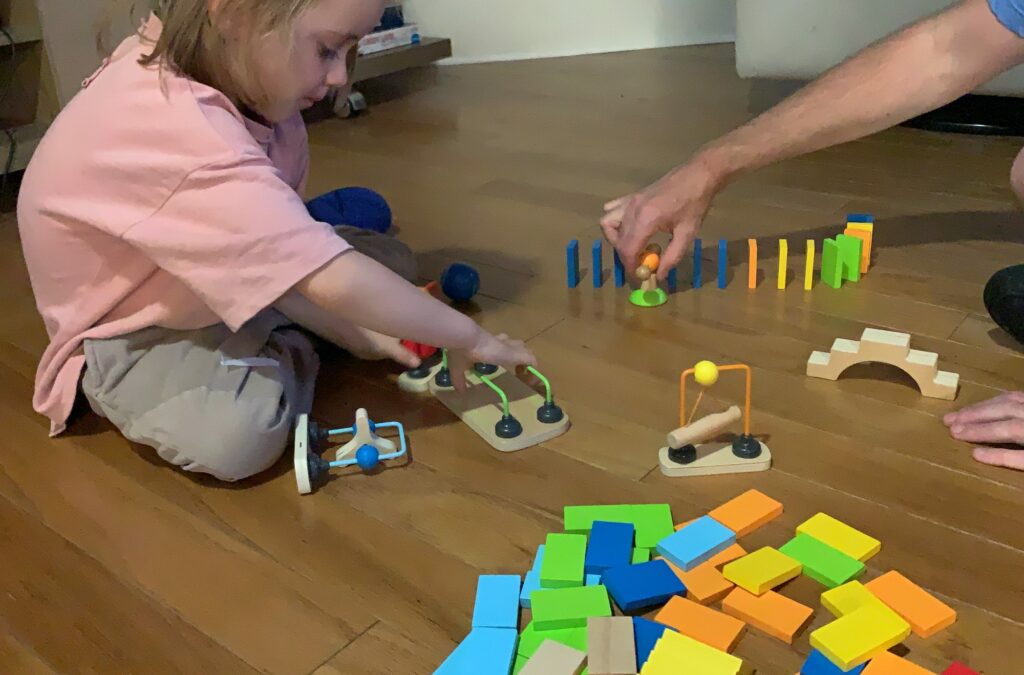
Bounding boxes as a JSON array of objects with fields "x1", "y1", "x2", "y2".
[{"x1": 440, "y1": 36, "x2": 736, "y2": 66}]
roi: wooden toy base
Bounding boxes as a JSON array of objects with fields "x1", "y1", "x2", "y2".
[
  {"x1": 293, "y1": 414, "x2": 314, "y2": 495},
  {"x1": 400, "y1": 363, "x2": 570, "y2": 452},
  {"x1": 658, "y1": 441, "x2": 772, "y2": 477}
]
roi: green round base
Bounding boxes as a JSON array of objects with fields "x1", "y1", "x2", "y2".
[{"x1": 629, "y1": 288, "x2": 669, "y2": 308}]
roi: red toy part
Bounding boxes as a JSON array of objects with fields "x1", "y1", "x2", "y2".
[
  {"x1": 401, "y1": 340, "x2": 438, "y2": 359},
  {"x1": 942, "y1": 664, "x2": 979, "y2": 675}
]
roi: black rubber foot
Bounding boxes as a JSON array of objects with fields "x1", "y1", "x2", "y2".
[
  {"x1": 306, "y1": 453, "x2": 331, "y2": 487},
  {"x1": 474, "y1": 363, "x2": 499, "y2": 375},
  {"x1": 308, "y1": 420, "x2": 331, "y2": 450},
  {"x1": 495, "y1": 415, "x2": 523, "y2": 439},
  {"x1": 732, "y1": 435, "x2": 762, "y2": 459},
  {"x1": 537, "y1": 402, "x2": 564, "y2": 424},
  {"x1": 405, "y1": 364, "x2": 433, "y2": 380},
  {"x1": 984, "y1": 264, "x2": 1024, "y2": 346},
  {"x1": 434, "y1": 368, "x2": 453, "y2": 388},
  {"x1": 902, "y1": 94, "x2": 1024, "y2": 136},
  {"x1": 668, "y1": 444, "x2": 697, "y2": 465}
]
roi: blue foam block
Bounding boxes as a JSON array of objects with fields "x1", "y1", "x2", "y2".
[
  {"x1": 567, "y1": 240, "x2": 580, "y2": 288},
  {"x1": 846, "y1": 213, "x2": 874, "y2": 223},
  {"x1": 667, "y1": 267, "x2": 678, "y2": 293},
  {"x1": 633, "y1": 617, "x2": 673, "y2": 669},
  {"x1": 655, "y1": 515, "x2": 736, "y2": 572},
  {"x1": 592, "y1": 240, "x2": 603, "y2": 288},
  {"x1": 801, "y1": 649, "x2": 867, "y2": 675},
  {"x1": 585, "y1": 521, "x2": 635, "y2": 575},
  {"x1": 600, "y1": 560, "x2": 687, "y2": 612},
  {"x1": 718, "y1": 239, "x2": 728, "y2": 289},
  {"x1": 520, "y1": 570, "x2": 541, "y2": 609},
  {"x1": 693, "y1": 238, "x2": 703, "y2": 288},
  {"x1": 613, "y1": 251, "x2": 626, "y2": 287},
  {"x1": 473, "y1": 575, "x2": 521, "y2": 629},
  {"x1": 435, "y1": 627, "x2": 519, "y2": 675},
  {"x1": 532, "y1": 545, "x2": 546, "y2": 571},
  {"x1": 586, "y1": 574, "x2": 602, "y2": 586}
]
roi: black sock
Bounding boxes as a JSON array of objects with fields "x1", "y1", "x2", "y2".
[{"x1": 984, "y1": 264, "x2": 1024, "y2": 346}]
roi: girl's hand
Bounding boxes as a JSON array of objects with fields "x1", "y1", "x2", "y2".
[
  {"x1": 448, "y1": 332, "x2": 537, "y2": 391},
  {"x1": 944, "y1": 392, "x2": 1024, "y2": 470},
  {"x1": 334, "y1": 323, "x2": 422, "y2": 369}
]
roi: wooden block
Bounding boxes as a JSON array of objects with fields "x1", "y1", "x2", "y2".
[
  {"x1": 804, "y1": 239, "x2": 815, "y2": 290},
  {"x1": 693, "y1": 238, "x2": 703, "y2": 288},
  {"x1": 518, "y1": 639, "x2": 586, "y2": 675},
  {"x1": 718, "y1": 239, "x2": 728, "y2": 289},
  {"x1": 778, "y1": 238, "x2": 788, "y2": 289},
  {"x1": 640, "y1": 628, "x2": 742, "y2": 674},
  {"x1": 835, "y1": 234, "x2": 862, "y2": 282},
  {"x1": 708, "y1": 489, "x2": 783, "y2": 537},
  {"x1": 779, "y1": 534, "x2": 864, "y2": 588},
  {"x1": 722, "y1": 587, "x2": 814, "y2": 644},
  {"x1": 531, "y1": 585, "x2": 612, "y2": 630},
  {"x1": 517, "y1": 621, "x2": 588, "y2": 659},
  {"x1": 843, "y1": 227, "x2": 872, "y2": 274},
  {"x1": 810, "y1": 603, "x2": 911, "y2": 671},
  {"x1": 567, "y1": 240, "x2": 580, "y2": 288},
  {"x1": 655, "y1": 516, "x2": 736, "y2": 572},
  {"x1": 821, "y1": 581, "x2": 880, "y2": 617},
  {"x1": 431, "y1": 367, "x2": 570, "y2": 451},
  {"x1": 820, "y1": 239, "x2": 842, "y2": 289},
  {"x1": 473, "y1": 575, "x2": 522, "y2": 629},
  {"x1": 748, "y1": 238, "x2": 758, "y2": 289},
  {"x1": 658, "y1": 440, "x2": 771, "y2": 477},
  {"x1": 722, "y1": 546, "x2": 802, "y2": 595},
  {"x1": 614, "y1": 251, "x2": 626, "y2": 288},
  {"x1": 588, "y1": 617, "x2": 637, "y2": 675},
  {"x1": 592, "y1": 239, "x2": 603, "y2": 288},
  {"x1": 865, "y1": 571, "x2": 957, "y2": 638},
  {"x1": 797, "y1": 513, "x2": 880, "y2": 562},
  {"x1": 654, "y1": 596, "x2": 746, "y2": 652},
  {"x1": 541, "y1": 533, "x2": 587, "y2": 588},
  {"x1": 862, "y1": 652, "x2": 936, "y2": 675}
]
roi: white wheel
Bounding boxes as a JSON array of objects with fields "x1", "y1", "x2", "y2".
[{"x1": 294, "y1": 414, "x2": 313, "y2": 495}]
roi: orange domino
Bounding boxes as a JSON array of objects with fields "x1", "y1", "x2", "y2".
[
  {"x1": 662, "y1": 554, "x2": 736, "y2": 605},
  {"x1": 843, "y1": 227, "x2": 872, "y2": 273},
  {"x1": 865, "y1": 571, "x2": 956, "y2": 638},
  {"x1": 708, "y1": 489, "x2": 784, "y2": 537},
  {"x1": 704, "y1": 543, "x2": 748, "y2": 568},
  {"x1": 748, "y1": 239, "x2": 758, "y2": 289},
  {"x1": 654, "y1": 595, "x2": 746, "y2": 652},
  {"x1": 862, "y1": 651, "x2": 937, "y2": 675},
  {"x1": 721, "y1": 587, "x2": 814, "y2": 644}
]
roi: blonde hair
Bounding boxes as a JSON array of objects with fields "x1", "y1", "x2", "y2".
[{"x1": 101, "y1": 0, "x2": 320, "y2": 112}]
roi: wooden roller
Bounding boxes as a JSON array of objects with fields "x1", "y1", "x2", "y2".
[{"x1": 667, "y1": 406, "x2": 742, "y2": 448}]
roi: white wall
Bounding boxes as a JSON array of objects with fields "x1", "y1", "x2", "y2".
[{"x1": 404, "y1": 0, "x2": 736, "y2": 64}]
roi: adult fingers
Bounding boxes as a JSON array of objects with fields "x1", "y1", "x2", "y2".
[
  {"x1": 658, "y1": 231, "x2": 693, "y2": 280},
  {"x1": 604, "y1": 195, "x2": 631, "y2": 212},
  {"x1": 387, "y1": 342, "x2": 421, "y2": 369},
  {"x1": 949, "y1": 418, "x2": 1024, "y2": 445},
  {"x1": 943, "y1": 391, "x2": 1024, "y2": 426},
  {"x1": 972, "y1": 447, "x2": 1024, "y2": 471}
]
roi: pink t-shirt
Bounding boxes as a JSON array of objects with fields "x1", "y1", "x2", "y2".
[{"x1": 17, "y1": 16, "x2": 350, "y2": 435}]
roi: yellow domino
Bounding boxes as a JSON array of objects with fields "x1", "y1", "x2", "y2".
[
  {"x1": 810, "y1": 603, "x2": 911, "y2": 671},
  {"x1": 723, "y1": 547, "x2": 802, "y2": 595},
  {"x1": 846, "y1": 222, "x2": 874, "y2": 233},
  {"x1": 804, "y1": 240, "x2": 815, "y2": 291},
  {"x1": 821, "y1": 580, "x2": 885, "y2": 617},
  {"x1": 777, "y1": 239, "x2": 788, "y2": 289},
  {"x1": 640, "y1": 629, "x2": 742, "y2": 675},
  {"x1": 796, "y1": 513, "x2": 881, "y2": 562}
]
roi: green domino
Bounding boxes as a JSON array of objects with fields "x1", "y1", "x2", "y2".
[
  {"x1": 512, "y1": 652, "x2": 529, "y2": 675},
  {"x1": 780, "y1": 533, "x2": 865, "y2": 588},
  {"x1": 563, "y1": 505, "x2": 633, "y2": 533},
  {"x1": 541, "y1": 533, "x2": 587, "y2": 588},
  {"x1": 630, "y1": 504, "x2": 674, "y2": 548},
  {"x1": 836, "y1": 234, "x2": 863, "y2": 282},
  {"x1": 632, "y1": 547, "x2": 652, "y2": 564},
  {"x1": 531, "y1": 585, "x2": 612, "y2": 630},
  {"x1": 516, "y1": 621, "x2": 588, "y2": 659},
  {"x1": 820, "y1": 239, "x2": 842, "y2": 289}
]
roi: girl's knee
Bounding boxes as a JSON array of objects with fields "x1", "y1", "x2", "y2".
[{"x1": 1010, "y1": 146, "x2": 1024, "y2": 203}]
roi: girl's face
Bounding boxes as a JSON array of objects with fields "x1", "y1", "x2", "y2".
[{"x1": 256, "y1": 0, "x2": 385, "y2": 122}]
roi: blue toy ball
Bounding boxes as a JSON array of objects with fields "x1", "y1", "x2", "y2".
[
  {"x1": 440, "y1": 262, "x2": 480, "y2": 302},
  {"x1": 356, "y1": 444, "x2": 381, "y2": 471},
  {"x1": 305, "y1": 187, "x2": 393, "y2": 234}
]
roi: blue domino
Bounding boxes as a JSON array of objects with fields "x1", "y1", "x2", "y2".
[
  {"x1": 585, "y1": 521, "x2": 634, "y2": 575},
  {"x1": 586, "y1": 574, "x2": 602, "y2": 586},
  {"x1": 801, "y1": 649, "x2": 867, "y2": 675},
  {"x1": 693, "y1": 238, "x2": 703, "y2": 288},
  {"x1": 520, "y1": 545, "x2": 546, "y2": 608},
  {"x1": 435, "y1": 627, "x2": 519, "y2": 675},
  {"x1": 472, "y1": 575, "x2": 521, "y2": 629},
  {"x1": 613, "y1": 251, "x2": 626, "y2": 287},
  {"x1": 667, "y1": 267, "x2": 678, "y2": 293},
  {"x1": 592, "y1": 240, "x2": 603, "y2": 288},
  {"x1": 567, "y1": 240, "x2": 580, "y2": 288},
  {"x1": 655, "y1": 515, "x2": 736, "y2": 572},
  {"x1": 846, "y1": 213, "x2": 874, "y2": 223},
  {"x1": 718, "y1": 239, "x2": 727, "y2": 289},
  {"x1": 601, "y1": 560, "x2": 687, "y2": 612},
  {"x1": 634, "y1": 617, "x2": 674, "y2": 669}
]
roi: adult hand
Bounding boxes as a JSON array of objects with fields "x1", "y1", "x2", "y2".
[
  {"x1": 944, "y1": 391, "x2": 1024, "y2": 470},
  {"x1": 601, "y1": 155, "x2": 723, "y2": 279}
]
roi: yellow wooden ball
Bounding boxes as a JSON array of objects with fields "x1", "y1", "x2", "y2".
[
  {"x1": 636, "y1": 265, "x2": 652, "y2": 281},
  {"x1": 694, "y1": 360, "x2": 719, "y2": 386}
]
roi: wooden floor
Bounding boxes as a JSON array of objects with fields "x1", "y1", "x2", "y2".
[{"x1": 3, "y1": 44, "x2": 1024, "y2": 674}]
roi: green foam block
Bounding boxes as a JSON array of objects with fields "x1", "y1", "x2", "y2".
[
  {"x1": 531, "y1": 585, "x2": 612, "y2": 630},
  {"x1": 563, "y1": 505, "x2": 634, "y2": 533},
  {"x1": 563, "y1": 504, "x2": 674, "y2": 550},
  {"x1": 632, "y1": 548, "x2": 652, "y2": 564},
  {"x1": 540, "y1": 533, "x2": 587, "y2": 588},
  {"x1": 836, "y1": 234, "x2": 863, "y2": 282},
  {"x1": 780, "y1": 533, "x2": 865, "y2": 588},
  {"x1": 517, "y1": 621, "x2": 588, "y2": 658},
  {"x1": 820, "y1": 239, "x2": 842, "y2": 289}
]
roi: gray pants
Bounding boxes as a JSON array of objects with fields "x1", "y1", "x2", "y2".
[{"x1": 81, "y1": 226, "x2": 415, "y2": 482}]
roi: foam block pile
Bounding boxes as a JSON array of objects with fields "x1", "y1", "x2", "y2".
[{"x1": 434, "y1": 490, "x2": 972, "y2": 675}]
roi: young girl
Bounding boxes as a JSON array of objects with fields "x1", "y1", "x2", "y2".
[{"x1": 16, "y1": 0, "x2": 535, "y2": 481}]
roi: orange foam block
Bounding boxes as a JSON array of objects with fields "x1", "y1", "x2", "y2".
[
  {"x1": 721, "y1": 587, "x2": 813, "y2": 644},
  {"x1": 654, "y1": 596, "x2": 745, "y2": 653},
  {"x1": 866, "y1": 571, "x2": 957, "y2": 638},
  {"x1": 708, "y1": 489, "x2": 784, "y2": 537},
  {"x1": 862, "y1": 651, "x2": 936, "y2": 675},
  {"x1": 661, "y1": 545, "x2": 744, "y2": 605},
  {"x1": 844, "y1": 225, "x2": 873, "y2": 273}
]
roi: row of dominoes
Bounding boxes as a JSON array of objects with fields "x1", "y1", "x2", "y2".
[
  {"x1": 435, "y1": 489, "x2": 974, "y2": 675},
  {"x1": 566, "y1": 214, "x2": 875, "y2": 293}
]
